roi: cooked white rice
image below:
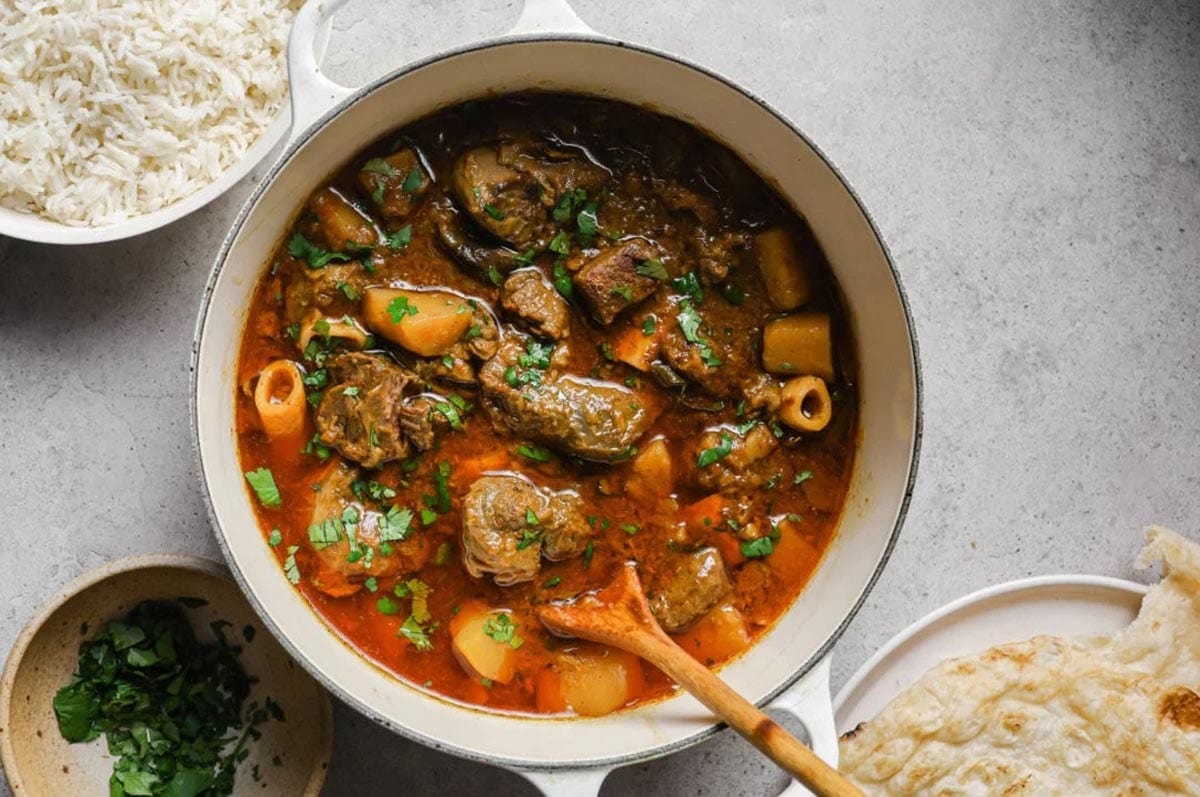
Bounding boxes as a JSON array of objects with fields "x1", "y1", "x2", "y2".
[{"x1": 0, "y1": 0, "x2": 301, "y2": 227}]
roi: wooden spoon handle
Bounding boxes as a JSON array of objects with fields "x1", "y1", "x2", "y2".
[{"x1": 631, "y1": 632, "x2": 863, "y2": 797}]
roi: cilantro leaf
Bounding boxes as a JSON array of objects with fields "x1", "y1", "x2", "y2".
[
  {"x1": 287, "y1": 233, "x2": 351, "y2": 270},
  {"x1": 244, "y1": 468, "x2": 281, "y2": 508}
]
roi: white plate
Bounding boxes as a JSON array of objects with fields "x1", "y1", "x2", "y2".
[{"x1": 833, "y1": 575, "x2": 1147, "y2": 734}]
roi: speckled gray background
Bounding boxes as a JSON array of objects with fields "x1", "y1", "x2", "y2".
[{"x1": 2, "y1": 0, "x2": 1198, "y2": 794}]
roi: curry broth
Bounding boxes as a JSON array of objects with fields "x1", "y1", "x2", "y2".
[{"x1": 235, "y1": 93, "x2": 857, "y2": 714}]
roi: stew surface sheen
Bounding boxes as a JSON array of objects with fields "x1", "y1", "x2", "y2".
[{"x1": 235, "y1": 93, "x2": 857, "y2": 716}]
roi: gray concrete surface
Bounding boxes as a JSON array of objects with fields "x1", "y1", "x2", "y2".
[{"x1": 2, "y1": 0, "x2": 1198, "y2": 794}]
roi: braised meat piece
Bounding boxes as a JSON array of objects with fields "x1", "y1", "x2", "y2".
[
  {"x1": 397, "y1": 394, "x2": 452, "y2": 452},
  {"x1": 307, "y1": 462, "x2": 431, "y2": 597},
  {"x1": 356, "y1": 146, "x2": 431, "y2": 222},
  {"x1": 461, "y1": 473, "x2": 593, "y2": 585},
  {"x1": 692, "y1": 423, "x2": 779, "y2": 492},
  {"x1": 315, "y1": 353, "x2": 412, "y2": 468},
  {"x1": 502, "y1": 268, "x2": 570, "y2": 340},
  {"x1": 431, "y1": 196, "x2": 521, "y2": 280},
  {"x1": 647, "y1": 547, "x2": 732, "y2": 632},
  {"x1": 478, "y1": 338, "x2": 653, "y2": 462},
  {"x1": 451, "y1": 139, "x2": 608, "y2": 250},
  {"x1": 573, "y1": 238, "x2": 662, "y2": 325},
  {"x1": 452, "y1": 145, "x2": 551, "y2": 250}
]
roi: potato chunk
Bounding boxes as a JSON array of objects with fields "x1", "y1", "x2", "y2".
[
  {"x1": 362, "y1": 287, "x2": 474, "y2": 357},
  {"x1": 761, "y1": 312, "x2": 834, "y2": 381},
  {"x1": 536, "y1": 647, "x2": 645, "y2": 716},
  {"x1": 450, "y1": 603, "x2": 520, "y2": 685},
  {"x1": 309, "y1": 187, "x2": 378, "y2": 252},
  {"x1": 754, "y1": 228, "x2": 811, "y2": 311}
]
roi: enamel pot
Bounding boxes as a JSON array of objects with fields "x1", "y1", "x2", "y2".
[{"x1": 191, "y1": 1, "x2": 922, "y2": 793}]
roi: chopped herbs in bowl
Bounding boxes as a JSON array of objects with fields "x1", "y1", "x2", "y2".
[
  {"x1": 53, "y1": 600, "x2": 279, "y2": 797},
  {"x1": 0, "y1": 555, "x2": 332, "y2": 797}
]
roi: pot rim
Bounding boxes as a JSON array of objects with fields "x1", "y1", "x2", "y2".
[{"x1": 190, "y1": 30, "x2": 924, "y2": 772}]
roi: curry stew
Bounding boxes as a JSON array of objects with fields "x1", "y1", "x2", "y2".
[{"x1": 235, "y1": 94, "x2": 857, "y2": 716}]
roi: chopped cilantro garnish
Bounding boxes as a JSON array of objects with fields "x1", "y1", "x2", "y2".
[
  {"x1": 486, "y1": 265, "x2": 503, "y2": 285},
  {"x1": 483, "y1": 203, "x2": 506, "y2": 220},
  {"x1": 620, "y1": 522, "x2": 639, "y2": 535},
  {"x1": 379, "y1": 505, "x2": 414, "y2": 542},
  {"x1": 483, "y1": 614, "x2": 524, "y2": 650},
  {"x1": 635, "y1": 259, "x2": 669, "y2": 280},
  {"x1": 548, "y1": 230, "x2": 571, "y2": 255},
  {"x1": 244, "y1": 468, "x2": 281, "y2": 508},
  {"x1": 610, "y1": 284, "x2": 633, "y2": 302},
  {"x1": 434, "y1": 400, "x2": 464, "y2": 430},
  {"x1": 794, "y1": 470, "x2": 813, "y2": 485},
  {"x1": 513, "y1": 249, "x2": 536, "y2": 266},
  {"x1": 696, "y1": 433, "x2": 733, "y2": 468},
  {"x1": 552, "y1": 188, "x2": 587, "y2": 223},
  {"x1": 376, "y1": 596, "x2": 401, "y2": 615},
  {"x1": 543, "y1": 576, "x2": 562, "y2": 588},
  {"x1": 362, "y1": 158, "x2": 397, "y2": 177},
  {"x1": 642, "y1": 316, "x2": 656, "y2": 336},
  {"x1": 518, "y1": 339, "x2": 554, "y2": 370},
  {"x1": 516, "y1": 528, "x2": 542, "y2": 551},
  {"x1": 288, "y1": 233, "x2": 351, "y2": 270},
  {"x1": 398, "y1": 616, "x2": 433, "y2": 650},
  {"x1": 740, "y1": 536, "x2": 775, "y2": 558},
  {"x1": 267, "y1": 528, "x2": 282, "y2": 547},
  {"x1": 517, "y1": 444, "x2": 552, "y2": 462},
  {"x1": 386, "y1": 295, "x2": 419, "y2": 323},
  {"x1": 401, "y1": 168, "x2": 424, "y2": 194},
  {"x1": 307, "y1": 518, "x2": 342, "y2": 550},
  {"x1": 672, "y1": 271, "x2": 704, "y2": 303},
  {"x1": 283, "y1": 546, "x2": 300, "y2": 584},
  {"x1": 385, "y1": 225, "x2": 413, "y2": 250},
  {"x1": 576, "y1": 202, "x2": 599, "y2": 241},
  {"x1": 582, "y1": 540, "x2": 595, "y2": 568},
  {"x1": 420, "y1": 508, "x2": 439, "y2": 526},
  {"x1": 552, "y1": 259, "x2": 574, "y2": 299},
  {"x1": 431, "y1": 461, "x2": 452, "y2": 513}
]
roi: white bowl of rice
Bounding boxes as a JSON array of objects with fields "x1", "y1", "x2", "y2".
[{"x1": 0, "y1": 0, "x2": 302, "y2": 244}]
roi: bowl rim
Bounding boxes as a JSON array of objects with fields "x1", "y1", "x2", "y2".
[
  {"x1": 0, "y1": 102, "x2": 289, "y2": 246},
  {"x1": 190, "y1": 31, "x2": 924, "y2": 772},
  {"x1": 0, "y1": 553, "x2": 334, "y2": 796}
]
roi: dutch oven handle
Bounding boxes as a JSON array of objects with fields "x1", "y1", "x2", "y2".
[
  {"x1": 768, "y1": 654, "x2": 842, "y2": 797},
  {"x1": 285, "y1": 0, "x2": 600, "y2": 146}
]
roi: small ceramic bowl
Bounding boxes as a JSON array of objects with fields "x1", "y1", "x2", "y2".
[{"x1": 0, "y1": 554, "x2": 333, "y2": 795}]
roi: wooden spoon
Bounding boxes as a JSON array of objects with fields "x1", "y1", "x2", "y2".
[{"x1": 536, "y1": 563, "x2": 864, "y2": 797}]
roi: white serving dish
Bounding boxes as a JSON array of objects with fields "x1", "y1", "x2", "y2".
[{"x1": 834, "y1": 575, "x2": 1148, "y2": 735}]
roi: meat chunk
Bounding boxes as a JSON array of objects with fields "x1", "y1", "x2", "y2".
[
  {"x1": 397, "y1": 394, "x2": 452, "y2": 451},
  {"x1": 307, "y1": 462, "x2": 430, "y2": 597},
  {"x1": 502, "y1": 268, "x2": 570, "y2": 340},
  {"x1": 431, "y1": 197, "x2": 522, "y2": 280},
  {"x1": 452, "y1": 145, "x2": 551, "y2": 250},
  {"x1": 356, "y1": 147, "x2": 430, "y2": 222},
  {"x1": 692, "y1": 423, "x2": 779, "y2": 492},
  {"x1": 573, "y1": 239, "x2": 662, "y2": 325},
  {"x1": 647, "y1": 548, "x2": 732, "y2": 632},
  {"x1": 540, "y1": 489, "x2": 591, "y2": 561},
  {"x1": 461, "y1": 474, "x2": 593, "y2": 585},
  {"x1": 478, "y1": 338, "x2": 654, "y2": 462},
  {"x1": 451, "y1": 140, "x2": 609, "y2": 250},
  {"x1": 315, "y1": 353, "x2": 412, "y2": 468}
]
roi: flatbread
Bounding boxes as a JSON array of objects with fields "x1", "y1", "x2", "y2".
[{"x1": 840, "y1": 527, "x2": 1200, "y2": 796}]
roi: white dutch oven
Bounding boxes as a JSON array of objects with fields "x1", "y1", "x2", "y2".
[{"x1": 191, "y1": 0, "x2": 921, "y2": 793}]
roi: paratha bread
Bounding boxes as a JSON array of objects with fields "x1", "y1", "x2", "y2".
[{"x1": 840, "y1": 527, "x2": 1200, "y2": 796}]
